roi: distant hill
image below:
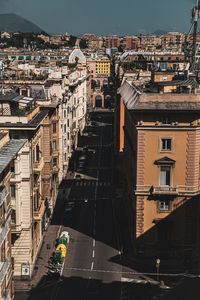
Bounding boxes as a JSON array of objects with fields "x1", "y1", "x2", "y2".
[
  {"x1": 0, "y1": 13, "x2": 44, "y2": 33},
  {"x1": 153, "y1": 30, "x2": 167, "y2": 35}
]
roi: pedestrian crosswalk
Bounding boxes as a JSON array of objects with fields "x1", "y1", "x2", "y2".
[{"x1": 74, "y1": 181, "x2": 111, "y2": 187}]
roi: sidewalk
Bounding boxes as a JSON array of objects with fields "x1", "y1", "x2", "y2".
[{"x1": 14, "y1": 224, "x2": 62, "y2": 291}]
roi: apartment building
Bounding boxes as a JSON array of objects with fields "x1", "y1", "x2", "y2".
[
  {"x1": 117, "y1": 80, "x2": 200, "y2": 260},
  {"x1": 0, "y1": 92, "x2": 60, "y2": 278},
  {"x1": 96, "y1": 57, "x2": 111, "y2": 77},
  {"x1": 161, "y1": 32, "x2": 184, "y2": 51},
  {"x1": 0, "y1": 133, "x2": 27, "y2": 299},
  {"x1": 105, "y1": 35, "x2": 120, "y2": 49},
  {"x1": 60, "y1": 67, "x2": 87, "y2": 178},
  {"x1": 122, "y1": 36, "x2": 140, "y2": 50}
]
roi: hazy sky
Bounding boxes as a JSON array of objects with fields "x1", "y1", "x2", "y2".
[{"x1": 0, "y1": 0, "x2": 197, "y2": 35}]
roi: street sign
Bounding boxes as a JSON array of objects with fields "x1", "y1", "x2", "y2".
[{"x1": 21, "y1": 264, "x2": 30, "y2": 276}]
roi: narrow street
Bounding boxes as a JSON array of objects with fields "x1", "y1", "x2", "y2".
[
  {"x1": 56, "y1": 110, "x2": 122, "y2": 300},
  {"x1": 17, "y1": 110, "x2": 164, "y2": 300}
]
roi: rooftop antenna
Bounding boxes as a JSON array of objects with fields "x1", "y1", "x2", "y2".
[
  {"x1": 191, "y1": 0, "x2": 200, "y2": 69},
  {"x1": 184, "y1": 0, "x2": 200, "y2": 71},
  {"x1": 0, "y1": 61, "x2": 5, "y2": 95}
]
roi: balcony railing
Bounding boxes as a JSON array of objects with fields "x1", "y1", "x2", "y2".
[
  {"x1": 152, "y1": 186, "x2": 178, "y2": 195},
  {"x1": 0, "y1": 185, "x2": 9, "y2": 207},
  {"x1": 0, "y1": 220, "x2": 10, "y2": 247},
  {"x1": 0, "y1": 255, "x2": 11, "y2": 284},
  {"x1": 135, "y1": 184, "x2": 200, "y2": 196},
  {"x1": 33, "y1": 201, "x2": 45, "y2": 220},
  {"x1": 33, "y1": 158, "x2": 43, "y2": 173}
]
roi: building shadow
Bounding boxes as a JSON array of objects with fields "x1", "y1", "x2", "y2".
[{"x1": 18, "y1": 275, "x2": 161, "y2": 300}]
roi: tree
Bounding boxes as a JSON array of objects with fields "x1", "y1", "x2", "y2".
[{"x1": 80, "y1": 39, "x2": 87, "y2": 49}]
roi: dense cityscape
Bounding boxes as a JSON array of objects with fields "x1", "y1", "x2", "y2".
[{"x1": 0, "y1": 1, "x2": 199, "y2": 300}]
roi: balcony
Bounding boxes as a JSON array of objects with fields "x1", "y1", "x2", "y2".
[
  {"x1": 33, "y1": 201, "x2": 45, "y2": 221},
  {"x1": 0, "y1": 255, "x2": 11, "y2": 284},
  {"x1": 11, "y1": 221, "x2": 22, "y2": 234},
  {"x1": 0, "y1": 220, "x2": 10, "y2": 247},
  {"x1": 152, "y1": 186, "x2": 178, "y2": 195},
  {"x1": 33, "y1": 158, "x2": 44, "y2": 173}
]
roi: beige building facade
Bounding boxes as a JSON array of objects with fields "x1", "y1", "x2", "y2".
[{"x1": 118, "y1": 80, "x2": 200, "y2": 261}]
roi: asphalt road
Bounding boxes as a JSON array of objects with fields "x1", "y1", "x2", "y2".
[{"x1": 55, "y1": 111, "x2": 122, "y2": 300}]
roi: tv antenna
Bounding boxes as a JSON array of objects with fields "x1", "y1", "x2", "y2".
[{"x1": 184, "y1": 0, "x2": 200, "y2": 71}]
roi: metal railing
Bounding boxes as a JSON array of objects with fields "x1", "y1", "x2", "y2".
[
  {"x1": 135, "y1": 184, "x2": 200, "y2": 195},
  {"x1": 153, "y1": 186, "x2": 178, "y2": 194}
]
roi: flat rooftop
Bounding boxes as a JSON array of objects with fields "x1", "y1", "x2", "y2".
[{"x1": 118, "y1": 80, "x2": 200, "y2": 111}]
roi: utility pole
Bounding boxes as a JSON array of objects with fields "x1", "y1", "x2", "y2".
[
  {"x1": 191, "y1": 0, "x2": 200, "y2": 70},
  {"x1": 0, "y1": 61, "x2": 5, "y2": 95},
  {"x1": 184, "y1": 0, "x2": 200, "y2": 72}
]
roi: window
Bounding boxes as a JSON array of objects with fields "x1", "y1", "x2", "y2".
[
  {"x1": 53, "y1": 158, "x2": 57, "y2": 168},
  {"x1": 158, "y1": 200, "x2": 170, "y2": 211},
  {"x1": 53, "y1": 123, "x2": 56, "y2": 133},
  {"x1": 64, "y1": 124, "x2": 66, "y2": 133},
  {"x1": 67, "y1": 119, "x2": 69, "y2": 127},
  {"x1": 64, "y1": 153, "x2": 67, "y2": 161},
  {"x1": 11, "y1": 210, "x2": 16, "y2": 224},
  {"x1": 53, "y1": 140, "x2": 56, "y2": 151},
  {"x1": 10, "y1": 161, "x2": 15, "y2": 173},
  {"x1": 64, "y1": 139, "x2": 66, "y2": 147},
  {"x1": 50, "y1": 143, "x2": 52, "y2": 155},
  {"x1": 36, "y1": 144, "x2": 40, "y2": 162},
  {"x1": 64, "y1": 110, "x2": 66, "y2": 118},
  {"x1": 160, "y1": 166, "x2": 171, "y2": 186},
  {"x1": 67, "y1": 132, "x2": 70, "y2": 140},
  {"x1": 161, "y1": 138, "x2": 172, "y2": 151},
  {"x1": 10, "y1": 185, "x2": 16, "y2": 198}
]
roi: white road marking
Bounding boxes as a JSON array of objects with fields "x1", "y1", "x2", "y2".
[
  {"x1": 93, "y1": 240, "x2": 95, "y2": 247},
  {"x1": 91, "y1": 262, "x2": 94, "y2": 270},
  {"x1": 92, "y1": 250, "x2": 95, "y2": 258}
]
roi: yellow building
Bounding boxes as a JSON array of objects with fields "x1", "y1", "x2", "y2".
[{"x1": 96, "y1": 58, "x2": 110, "y2": 77}]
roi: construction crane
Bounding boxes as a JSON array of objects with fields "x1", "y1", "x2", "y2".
[{"x1": 185, "y1": 0, "x2": 200, "y2": 71}]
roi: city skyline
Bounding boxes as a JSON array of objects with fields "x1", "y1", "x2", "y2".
[{"x1": 0, "y1": 0, "x2": 197, "y2": 36}]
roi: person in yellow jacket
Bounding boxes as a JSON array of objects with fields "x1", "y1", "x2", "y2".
[{"x1": 56, "y1": 244, "x2": 67, "y2": 259}]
